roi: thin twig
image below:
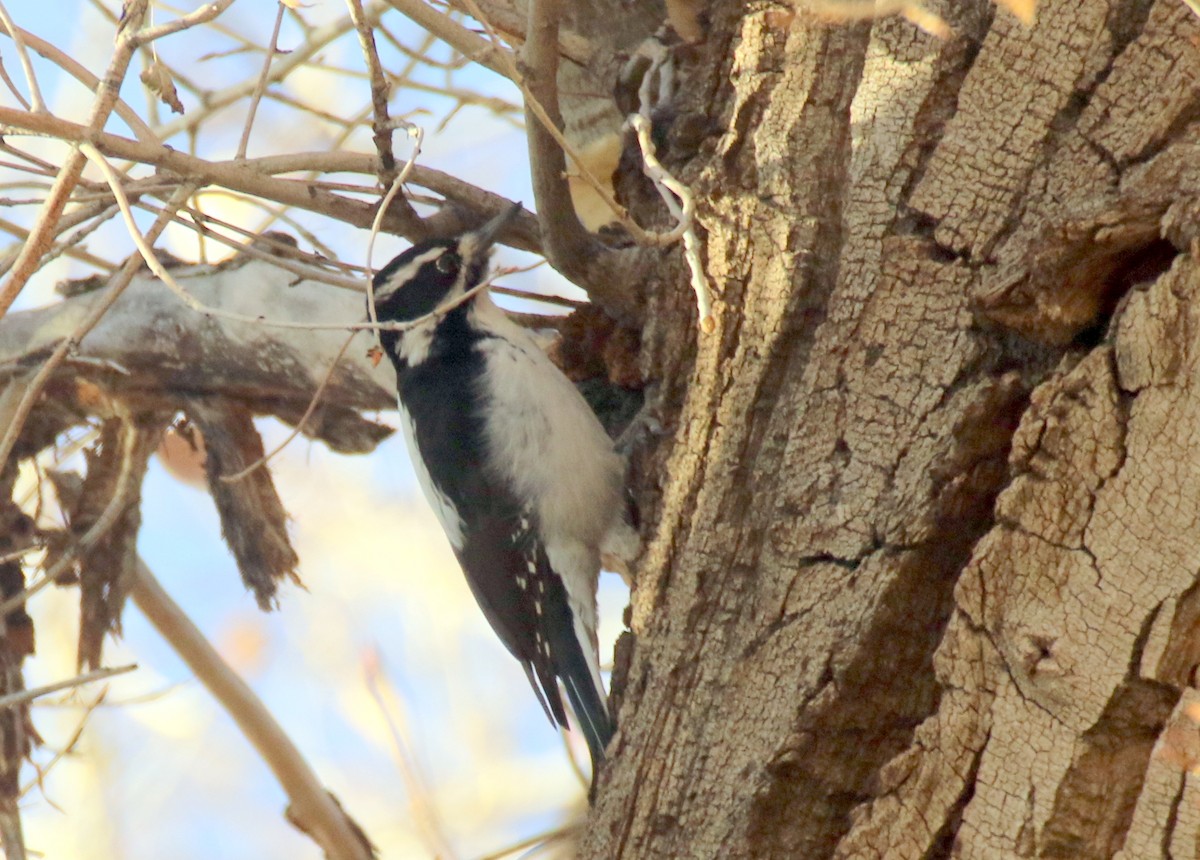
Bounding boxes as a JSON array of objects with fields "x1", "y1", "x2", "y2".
[
  {"x1": 366, "y1": 124, "x2": 424, "y2": 329},
  {"x1": 131, "y1": 0, "x2": 235, "y2": 45},
  {"x1": 151, "y1": 6, "x2": 383, "y2": 140},
  {"x1": 129, "y1": 558, "x2": 373, "y2": 860},
  {"x1": 385, "y1": 0, "x2": 514, "y2": 79},
  {"x1": 347, "y1": 0, "x2": 397, "y2": 179},
  {"x1": 0, "y1": 548, "x2": 37, "y2": 567},
  {"x1": 219, "y1": 332, "x2": 358, "y2": 483},
  {"x1": 80, "y1": 141, "x2": 460, "y2": 334},
  {"x1": 236, "y1": 1, "x2": 286, "y2": 159},
  {"x1": 472, "y1": 823, "x2": 580, "y2": 860},
  {"x1": 0, "y1": 108, "x2": 544, "y2": 253},
  {"x1": 0, "y1": 0, "x2": 44, "y2": 111},
  {"x1": 362, "y1": 649, "x2": 458, "y2": 859},
  {"x1": 0, "y1": 213, "x2": 115, "y2": 272},
  {"x1": 145, "y1": 199, "x2": 362, "y2": 291},
  {"x1": 0, "y1": 665, "x2": 136, "y2": 711},
  {"x1": 80, "y1": 141, "x2": 520, "y2": 357},
  {"x1": 20, "y1": 689, "x2": 107, "y2": 799},
  {"x1": 0, "y1": 57, "x2": 29, "y2": 111},
  {"x1": 491, "y1": 285, "x2": 581, "y2": 309},
  {"x1": 0, "y1": 19, "x2": 155, "y2": 143},
  {"x1": 0, "y1": 0, "x2": 151, "y2": 317}
]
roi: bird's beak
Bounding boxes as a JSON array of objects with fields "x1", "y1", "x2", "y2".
[{"x1": 467, "y1": 201, "x2": 523, "y2": 254}]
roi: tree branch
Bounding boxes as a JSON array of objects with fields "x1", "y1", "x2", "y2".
[
  {"x1": 130, "y1": 559, "x2": 374, "y2": 860},
  {"x1": 0, "y1": 19, "x2": 155, "y2": 143},
  {"x1": 385, "y1": 0, "x2": 515, "y2": 80},
  {"x1": 235, "y1": 1, "x2": 286, "y2": 160},
  {"x1": 0, "y1": 0, "x2": 44, "y2": 112},
  {"x1": 517, "y1": 0, "x2": 608, "y2": 287},
  {"x1": 0, "y1": 0, "x2": 151, "y2": 317},
  {"x1": 0, "y1": 108, "x2": 544, "y2": 253},
  {"x1": 444, "y1": 0, "x2": 592, "y2": 65},
  {"x1": 348, "y1": 0, "x2": 398, "y2": 180},
  {"x1": 149, "y1": 4, "x2": 383, "y2": 141},
  {"x1": 0, "y1": 184, "x2": 193, "y2": 479},
  {"x1": 0, "y1": 664, "x2": 135, "y2": 711}
]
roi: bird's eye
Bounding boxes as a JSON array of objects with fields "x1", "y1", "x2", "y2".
[{"x1": 436, "y1": 252, "x2": 460, "y2": 275}]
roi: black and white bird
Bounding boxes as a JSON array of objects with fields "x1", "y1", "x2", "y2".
[{"x1": 370, "y1": 203, "x2": 628, "y2": 774}]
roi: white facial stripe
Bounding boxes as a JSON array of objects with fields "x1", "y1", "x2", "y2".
[{"x1": 373, "y1": 247, "x2": 444, "y2": 304}]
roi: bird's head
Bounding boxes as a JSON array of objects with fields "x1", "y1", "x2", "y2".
[{"x1": 369, "y1": 202, "x2": 523, "y2": 325}]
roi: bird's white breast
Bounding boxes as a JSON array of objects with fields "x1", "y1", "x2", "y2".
[{"x1": 471, "y1": 300, "x2": 624, "y2": 553}]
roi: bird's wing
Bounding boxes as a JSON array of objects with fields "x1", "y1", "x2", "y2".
[{"x1": 398, "y1": 352, "x2": 578, "y2": 731}]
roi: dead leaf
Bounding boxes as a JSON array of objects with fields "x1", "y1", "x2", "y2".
[{"x1": 140, "y1": 60, "x2": 185, "y2": 115}]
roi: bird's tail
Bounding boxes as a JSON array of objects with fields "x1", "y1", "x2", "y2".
[
  {"x1": 537, "y1": 578, "x2": 614, "y2": 771},
  {"x1": 561, "y1": 654, "x2": 614, "y2": 771}
]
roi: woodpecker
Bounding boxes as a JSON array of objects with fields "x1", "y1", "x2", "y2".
[{"x1": 370, "y1": 203, "x2": 624, "y2": 774}]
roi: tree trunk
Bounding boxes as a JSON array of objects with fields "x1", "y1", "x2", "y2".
[{"x1": 586, "y1": 1, "x2": 1200, "y2": 857}]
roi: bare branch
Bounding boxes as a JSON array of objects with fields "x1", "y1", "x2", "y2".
[
  {"x1": 130, "y1": 0, "x2": 235, "y2": 45},
  {"x1": 236, "y1": 1, "x2": 286, "y2": 160},
  {"x1": 0, "y1": 664, "x2": 136, "y2": 711},
  {"x1": 20, "y1": 689, "x2": 106, "y2": 798},
  {"x1": 0, "y1": 183, "x2": 194, "y2": 480},
  {"x1": 385, "y1": 0, "x2": 515, "y2": 80},
  {"x1": 150, "y1": 6, "x2": 383, "y2": 140},
  {"x1": 0, "y1": 261, "x2": 396, "y2": 457},
  {"x1": 0, "y1": 108, "x2": 546, "y2": 253},
  {"x1": 347, "y1": 0, "x2": 397, "y2": 179},
  {"x1": 0, "y1": 0, "x2": 151, "y2": 317},
  {"x1": 0, "y1": 1, "x2": 44, "y2": 112},
  {"x1": 0, "y1": 20, "x2": 156, "y2": 143},
  {"x1": 130, "y1": 558, "x2": 374, "y2": 860},
  {"x1": 518, "y1": 0, "x2": 597, "y2": 283}
]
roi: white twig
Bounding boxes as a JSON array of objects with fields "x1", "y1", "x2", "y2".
[
  {"x1": 0, "y1": 664, "x2": 137, "y2": 711},
  {"x1": 627, "y1": 115, "x2": 713, "y2": 331},
  {"x1": 625, "y1": 40, "x2": 713, "y2": 329},
  {"x1": 366, "y1": 122, "x2": 424, "y2": 330}
]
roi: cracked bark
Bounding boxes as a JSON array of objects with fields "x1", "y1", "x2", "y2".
[{"x1": 581, "y1": 0, "x2": 1200, "y2": 857}]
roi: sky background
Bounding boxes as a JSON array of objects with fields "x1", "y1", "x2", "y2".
[{"x1": 2, "y1": 1, "x2": 630, "y2": 856}]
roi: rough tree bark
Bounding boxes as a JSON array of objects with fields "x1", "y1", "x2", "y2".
[{"x1": 586, "y1": 0, "x2": 1200, "y2": 857}]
